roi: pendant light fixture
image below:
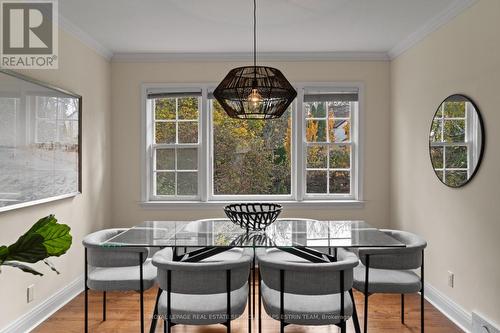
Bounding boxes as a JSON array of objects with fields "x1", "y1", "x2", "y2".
[{"x1": 213, "y1": 0, "x2": 297, "y2": 119}]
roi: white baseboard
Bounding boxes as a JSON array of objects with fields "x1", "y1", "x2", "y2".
[
  {"x1": 0, "y1": 276, "x2": 83, "y2": 333},
  {"x1": 424, "y1": 282, "x2": 472, "y2": 332}
]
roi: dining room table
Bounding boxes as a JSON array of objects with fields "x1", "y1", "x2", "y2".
[{"x1": 93, "y1": 218, "x2": 406, "y2": 333}]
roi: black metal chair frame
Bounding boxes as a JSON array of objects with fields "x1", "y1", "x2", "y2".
[
  {"x1": 149, "y1": 268, "x2": 251, "y2": 333},
  {"x1": 361, "y1": 250, "x2": 425, "y2": 333},
  {"x1": 84, "y1": 248, "x2": 145, "y2": 333}
]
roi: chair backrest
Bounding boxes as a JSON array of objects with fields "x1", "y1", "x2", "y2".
[
  {"x1": 83, "y1": 229, "x2": 149, "y2": 267},
  {"x1": 358, "y1": 229, "x2": 427, "y2": 270},
  {"x1": 258, "y1": 248, "x2": 358, "y2": 295},
  {"x1": 153, "y1": 248, "x2": 252, "y2": 295}
]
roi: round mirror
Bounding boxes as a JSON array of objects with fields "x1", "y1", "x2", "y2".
[{"x1": 429, "y1": 94, "x2": 484, "y2": 188}]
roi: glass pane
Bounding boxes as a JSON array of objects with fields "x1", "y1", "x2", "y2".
[
  {"x1": 329, "y1": 171, "x2": 350, "y2": 194},
  {"x1": 36, "y1": 120, "x2": 57, "y2": 142},
  {"x1": 59, "y1": 98, "x2": 78, "y2": 120},
  {"x1": 306, "y1": 170, "x2": 327, "y2": 193},
  {"x1": 430, "y1": 146, "x2": 443, "y2": 169},
  {"x1": 212, "y1": 101, "x2": 292, "y2": 195},
  {"x1": 155, "y1": 98, "x2": 176, "y2": 120},
  {"x1": 156, "y1": 172, "x2": 175, "y2": 195},
  {"x1": 328, "y1": 101, "x2": 350, "y2": 118},
  {"x1": 436, "y1": 170, "x2": 444, "y2": 182},
  {"x1": 443, "y1": 119, "x2": 465, "y2": 142},
  {"x1": 329, "y1": 119, "x2": 350, "y2": 143},
  {"x1": 445, "y1": 171, "x2": 468, "y2": 187},
  {"x1": 58, "y1": 121, "x2": 79, "y2": 144},
  {"x1": 430, "y1": 119, "x2": 443, "y2": 142},
  {"x1": 330, "y1": 145, "x2": 350, "y2": 168},
  {"x1": 36, "y1": 96, "x2": 57, "y2": 119},
  {"x1": 178, "y1": 122, "x2": 198, "y2": 143},
  {"x1": 178, "y1": 97, "x2": 199, "y2": 120},
  {"x1": 177, "y1": 172, "x2": 198, "y2": 195},
  {"x1": 445, "y1": 146, "x2": 467, "y2": 168},
  {"x1": 177, "y1": 148, "x2": 198, "y2": 170},
  {"x1": 307, "y1": 145, "x2": 327, "y2": 168},
  {"x1": 444, "y1": 101, "x2": 465, "y2": 118},
  {"x1": 155, "y1": 122, "x2": 176, "y2": 143},
  {"x1": 156, "y1": 149, "x2": 175, "y2": 170},
  {"x1": 305, "y1": 102, "x2": 326, "y2": 118},
  {"x1": 306, "y1": 120, "x2": 327, "y2": 142}
]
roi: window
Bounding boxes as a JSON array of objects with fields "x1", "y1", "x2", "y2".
[
  {"x1": 143, "y1": 84, "x2": 361, "y2": 203},
  {"x1": 429, "y1": 97, "x2": 478, "y2": 186},
  {"x1": 303, "y1": 90, "x2": 358, "y2": 199}
]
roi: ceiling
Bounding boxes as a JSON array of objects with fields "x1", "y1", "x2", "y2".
[{"x1": 59, "y1": 0, "x2": 471, "y2": 58}]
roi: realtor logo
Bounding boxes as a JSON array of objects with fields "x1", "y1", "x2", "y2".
[{"x1": 1, "y1": 0, "x2": 58, "y2": 68}]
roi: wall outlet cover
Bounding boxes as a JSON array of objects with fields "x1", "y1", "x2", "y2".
[{"x1": 27, "y1": 284, "x2": 34, "y2": 303}]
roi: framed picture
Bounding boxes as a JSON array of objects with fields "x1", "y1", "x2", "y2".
[{"x1": 0, "y1": 70, "x2": 82, "y2": 212}]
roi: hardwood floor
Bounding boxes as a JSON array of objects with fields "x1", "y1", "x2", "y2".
[{"x1": 34, "y1": 284, "x2": 462, "y2": 333}]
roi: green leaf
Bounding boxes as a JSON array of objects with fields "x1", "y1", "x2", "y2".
[
  {"x1": 2, "y1": 261, "x2": 44, "y2": 276},
  {"x1": 2, "y1": 215, "x2": 72, "y2": 264}
]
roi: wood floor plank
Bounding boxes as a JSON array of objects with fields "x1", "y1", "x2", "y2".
[{"x1": 34, "y1": 284, "x2": 462, "y2": 333}]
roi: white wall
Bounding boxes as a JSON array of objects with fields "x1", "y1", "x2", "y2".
[
  {"x1": 390, "y1": 0, "x2": 500, "y2": 325},
  {"x1": 110, "y1": 60, "x2": 391, "y2": 227},
  {"x1": 0, "y1": 30, "x2": 111, "y2": 330}
]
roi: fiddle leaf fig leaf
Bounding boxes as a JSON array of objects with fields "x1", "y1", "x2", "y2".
[
  {"x1": 1, "y1": 215, "x2": 72, "y2": 265},
  {"x1": 2, "y1": 261, "x2": 44, "y2": 276}
]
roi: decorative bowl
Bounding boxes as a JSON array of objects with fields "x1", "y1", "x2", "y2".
[{"x1": 224, "y1": 203, "x2": 282, "y2": 231}]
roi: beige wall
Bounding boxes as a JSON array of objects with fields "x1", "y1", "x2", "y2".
[
  {"x1": 110, "y1": 60, "x2": 391, "y2": 227},
  {"x1": 0, "y1": 30, "x2": 111, "y2": 330},
  {"x1": 390, "y1": 0, "x2": 500, "y2": 324}
]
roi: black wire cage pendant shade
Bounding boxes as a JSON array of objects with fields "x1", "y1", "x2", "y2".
[{"x1": 213, "y1": 0, "x2": 297, "y2": 119}]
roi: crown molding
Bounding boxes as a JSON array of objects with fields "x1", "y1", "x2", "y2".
[
  {"x1": 111, "y1": 51, "x2": 390, "y2": 63},
  {"x1": 388, "y1": 0, "x2": 478, "y2": 59},
  {"x1": 59, "y1": 15, "x2": 113, "y2": 60}
]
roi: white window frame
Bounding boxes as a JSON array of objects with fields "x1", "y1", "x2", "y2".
[{"x1": 141, "y1": 82, "x2": 364, "y2": 205}]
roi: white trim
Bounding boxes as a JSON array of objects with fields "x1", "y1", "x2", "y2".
[
  {"x1": 58, "y1": 15, "x2": 113, "y2": 60},
  {"x1": 424, "y1": 282, "x2": 472, "y2": 333},
  {"x1": 0, "y1": 276, "x2": 83, "y2": 333},
  {"x1": 388, "y1": 0, "x2": 478, "y2": 59},
  {"x1": 140, "y1": 200, "x2": 365, "y2": 210},
  {"x1": 113, "y1": 51, "x2": 389, "y2": 63},
  {"x1": 0, "y1": 193, "x2": 79, "y2": 213}
]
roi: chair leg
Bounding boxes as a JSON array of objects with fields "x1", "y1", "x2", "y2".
[
  {"x1": 401, "y1": 294, "x2": 405, "y2": 324},
  {"x1": 258, "y1": 270, "x2": 262, "y2": 333},
  {"x1": 421, "y1": 250, "x2": 425, "y2": 333},
  {"x1": 102, "y1": 291, "x2": 106, "y2": 321},
  {"x1": 139, "y1": 252, "x2": 144, "y2": 333},
  {"x1": 84, "y1": 248, "x2": 88, "y2": 333},
  {"x1": 364, "y1": 255, "x2": 370, "y2": 333},
  {"x1": 149, "y1": 288, "x2": 162, "y2": 333},
  {"x1": 163, "y1": 320, "x2": 167, "y2": 333},
  {"x1": 248, "y1": 272, "x2": 252, "y2": 333},
  {"x1": 280, "y1": 320, "x2": 285, "y2": 333},
  {"x1": 349, "y1": 289, "x2": 361, "y2": 333},
  {"x1": 340, "y1": 322, "x2": 347, "y2": 333}
]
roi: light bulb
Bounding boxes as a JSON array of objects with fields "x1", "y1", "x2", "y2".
[{"x1": 248, "y1": 88, "x2": 262, "y2": 107}]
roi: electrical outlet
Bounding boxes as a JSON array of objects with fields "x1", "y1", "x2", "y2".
[
  {"x1": 27, "y1": 284, "x2": 34, "y2": 303},
  {"x1": 447, "y1": 271, "x2": 454, "y2": 288}
]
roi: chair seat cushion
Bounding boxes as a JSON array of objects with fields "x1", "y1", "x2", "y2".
[
  {"x1": 201, "y1": 248, "x2": 250, "y2": 262},
  {"x1": 87, "y1": 259, "x2": 157, "y2": 291},
  {"x1": 353, "y1": 263, "x2": 421, "y2": 294},
  {"x1": 260, "y1": 281, "x2": 353, "y2": 326},
  {"x1": 157, "y1": 282, "x2": 248, "y2": 325}
]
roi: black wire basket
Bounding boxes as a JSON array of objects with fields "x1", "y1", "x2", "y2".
[{"x1": 224, "y1": 203, "x2": 282, "y2": 231}]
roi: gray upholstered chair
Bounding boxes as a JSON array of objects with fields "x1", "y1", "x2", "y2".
[
  {"x1": 82, "y1": 229, "x2": 157, "y2": 333},
  {"x1": 257, "y1": 248, "x2": 359, "y2": 333},
  {"x1": 152, "y1": 247, "x2": 253, "y2": 333},
  {"x1": 352, "y1": 229, "x2": 427, "y2": 333}
]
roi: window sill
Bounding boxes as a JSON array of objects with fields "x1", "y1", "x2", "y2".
[{"x1": 139, "y1": 200, "x2": 365, "y2": 210}]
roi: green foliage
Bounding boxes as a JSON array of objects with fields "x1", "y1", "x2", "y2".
[{"x1": 0, "y1": 215, "x2": 72, "y2": 276}]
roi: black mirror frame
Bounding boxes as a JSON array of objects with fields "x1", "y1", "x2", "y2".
[{"x1": 428, "y1": 94, "x2": 485, "y2": 188}]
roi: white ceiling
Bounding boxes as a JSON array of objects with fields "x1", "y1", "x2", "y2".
[{"x1": 59, "y1": 0, "x2": 472, "y2": 58}]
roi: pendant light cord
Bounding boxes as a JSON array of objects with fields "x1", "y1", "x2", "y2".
[{"x1": 253, "y1": 0, "x2": 256, "y2": 68}]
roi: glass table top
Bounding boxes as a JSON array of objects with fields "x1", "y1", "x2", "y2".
[{"x1": 103, "y1": 219, "x2": 405, "y2": 248}]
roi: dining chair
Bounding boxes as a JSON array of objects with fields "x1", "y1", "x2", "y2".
[
  {"x1": 83, "y1": 228, "x2": 157, "y2": 333},
  {"x1": 152, "y1": 247, "x2": 253, "y2": 333},
  {"x1": 257, "y1": 247, "x2": 359, "y2": 333},
  {"x1": 352, "y1": 229, "x2": 427, "y2": 333}
]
